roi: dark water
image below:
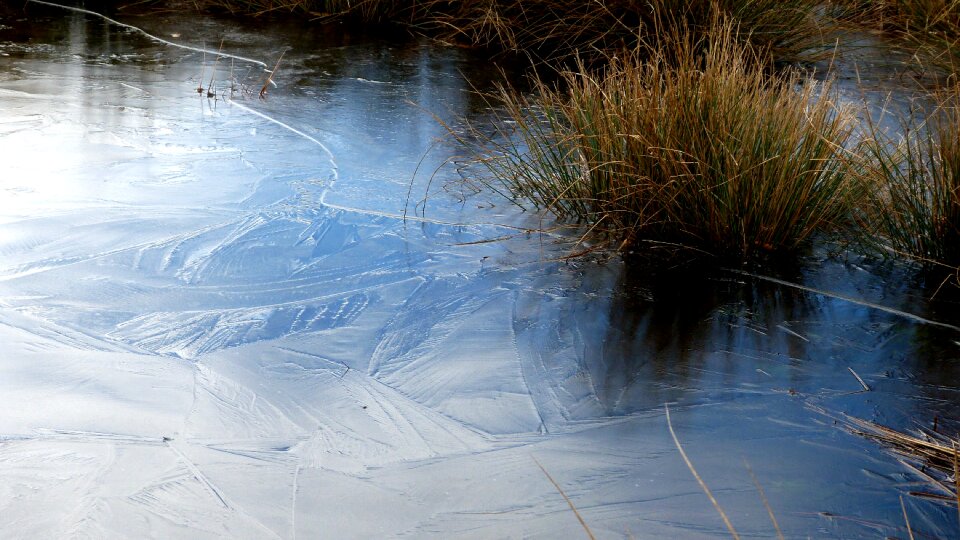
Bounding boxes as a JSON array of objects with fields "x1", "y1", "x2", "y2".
[{"x1": 0, "y1": 2, "x2": 958, "y2": 538}]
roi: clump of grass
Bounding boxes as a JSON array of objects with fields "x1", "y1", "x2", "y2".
[
  {"x1": 856, "y1": 87, "x2": 960, "y2": 290},
  {"x1": 852, "y1": 0, "x2": 960, "y2": 76},
  {"x1": 459, "y1": 20, "x2": 859, "y2": 262}
]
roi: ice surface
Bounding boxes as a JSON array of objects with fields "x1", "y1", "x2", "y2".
[{"x1": 0, "y1": 4, "x2": 959, "y2": 538}]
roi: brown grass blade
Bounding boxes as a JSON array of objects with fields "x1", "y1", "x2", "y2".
[
  {"x1": 843, "y1": 414, "x2": 960, "y2": 504},
  {"x1": 954, "y1": 441, "x2": 959, "y2": 530},
  {"x1": 743, "y1": 459, "x2": 784, "y2": 540},
  {"x1": 207, "y1": 38, "x2": 224, "y2": 98},
  {"x1": 665, "y1": 403, "x2": 740, "y2": 540},
  {"x1": 899, "y1": 459, "x2": 955, "y2": 497},
  {"x1": 908, "y1": 491, "x2": 958, "y2": 502},
  {"x1": 532, "y1": 456, "x2": 596, "y2": 540},
  {"x1": 900, "y1": 495, "x2": 915, "y2": 540}
]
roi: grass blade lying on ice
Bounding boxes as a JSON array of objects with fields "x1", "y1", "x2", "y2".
[
  {"x1": 532, "y1": 456, "x2": 596, "y2": 540},
  {"x1": 665, "y1": 403, "x2": 741, "y2": 540},
  {"x1": 743, "y1": 459, "x2": 784, "y2": 540}
]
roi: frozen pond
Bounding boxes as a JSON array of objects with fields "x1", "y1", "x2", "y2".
[{"x1": 1, "y1": 3, "x2": 959, "y2": 538}]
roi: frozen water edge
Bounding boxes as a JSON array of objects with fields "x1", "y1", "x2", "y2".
[{"x1": 0, "y1": 4, "x2": 959, "y2": 538}]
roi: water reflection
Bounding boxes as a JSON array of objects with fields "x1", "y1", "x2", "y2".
[
  {"x1": 588, "y1": 264, "x2": 811, "y2": 415},
  {"x1": 587, "y1": 254, "x2": 960, "y2": 430}
]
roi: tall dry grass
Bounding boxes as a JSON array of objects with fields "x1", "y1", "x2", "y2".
[
  {"x1": 853, "y1": 0, "x2": 960, "y2": 76},
  {"x1": 196, "y1": 0, "x2": 405, "y2": 19},
  {"x1": 408, "y1": 0, "x2": 844, "y2": 64},
  {"x1": 857, "y1": 87, "x2": 960, "y2": 289},
  {"x1": 198, "y1": 0, "x2": 848, "y2": 65},
  {"x1": 458, "y1": 21, "x2": 860, "y2": 261}
]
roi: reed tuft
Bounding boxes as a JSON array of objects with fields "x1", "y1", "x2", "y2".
[
  {"x1": 852, "y1": 0, "x2": 960, "y2": 77},
  {"x1": 857, "y1": 86, "x2": 960, "y2": 289},
  {"x1": 458, "y1": 21, "x2": 859, "y2": 262}
]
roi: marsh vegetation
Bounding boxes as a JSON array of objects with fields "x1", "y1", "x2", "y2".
[
  {"x1": 180, "y1": 0, "x2": 960, "y2": 287},
  {"x1": 6, "y1": 1, "x2": 960, "y2": 537},
  {"x1": 455, "y1": 21, "x2": 861, "y2": 261},
  {"x1": 859, "y1": 86, "x2": 960, "y2": 290},
  {"x1": 261, "y1": 0, "x2": 960, "y2": 289},
  {"x1": 858, "y1": 0, "x2": 960, "y2": 76}
]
